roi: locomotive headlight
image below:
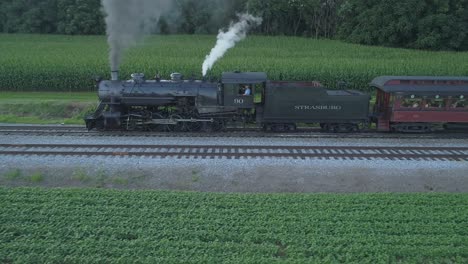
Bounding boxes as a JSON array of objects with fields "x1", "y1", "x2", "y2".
[
  {"x1": 410, "y1": 95, "x2": 415, "y2": 99},
  {"x1": 435, "y1": 95, "x2": 440, "y2": 99},
  {"x1": 461, "y1": 95, "x2": 465, "y2": 99}
]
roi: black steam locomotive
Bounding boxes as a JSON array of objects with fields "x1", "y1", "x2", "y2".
[{"x1": 85, "y1": 71, "x2": 370, "y2": 132}]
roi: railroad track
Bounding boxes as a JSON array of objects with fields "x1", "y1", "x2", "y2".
[
  {"x1": 1, "y1": 124, "x2": 468, "y2": 139},
  {"x1": 1, "y1": 143, "x2": 467, "y2": 161}
]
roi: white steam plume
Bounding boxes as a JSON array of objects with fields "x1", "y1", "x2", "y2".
[
  {"x1": 202, "y1": 13, "x2": 262, "y2": 76},
  {"x1": 101, "y1": 0, "x2": 172, "y2": 72}
]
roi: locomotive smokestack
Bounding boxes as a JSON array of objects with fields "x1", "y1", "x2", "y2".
[{"x1": 111, "y1": 70, "x2": 119, "y2": 81}]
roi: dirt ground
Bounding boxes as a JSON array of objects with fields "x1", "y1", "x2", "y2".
[{"x1": 2, "y1": 157, "x2": 467, "y2": 192}]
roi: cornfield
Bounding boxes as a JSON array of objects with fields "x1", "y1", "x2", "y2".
[
  {"x1": 1, "y1": 187, "x2": 467, "y2": 262},
  {"x1": 1, "y1": 34, "x2": 467, "y2": 92}
]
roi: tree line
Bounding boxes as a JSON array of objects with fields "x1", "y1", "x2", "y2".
[{"x1": 1, "y1": 0, "x2": 467, "y2": 51}]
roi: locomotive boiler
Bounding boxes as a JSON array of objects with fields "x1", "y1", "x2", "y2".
[{"x1": 85, "y1": 71, "x2": 266, "y2": 131}]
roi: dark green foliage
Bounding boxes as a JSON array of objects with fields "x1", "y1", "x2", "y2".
[
  {"x1": 246, "y1": 0, "x2": 343, "y2": 38},
  {"x1": 56, "y1": 0, "x2": 104, "y2": 35},
  {"x1": 0, "y1": 0, "x2": 247, "y2": 36},
  {"x1": 167, "y1": 0, "x2": 248, "y2": 34},
  {"x1": 1, "y1": 0, "x2": 467, "y2": 50},
  {"x1": 0, "y1": 0, "x2": 104, "y2": 35},
  {"x1": 337, "y1": 0, "x2": 468, "y2": 51},
  {"x1": 1, "y1": 0, "x2": 58, "y2": 34},
  {"x1": 415, "y1": 13, "x2": 467, "y2": 50},
  {"x1": 1, "y1": 187, "x2": 467, "y2": 262}
]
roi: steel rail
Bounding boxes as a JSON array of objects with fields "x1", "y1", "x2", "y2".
[
  {"x1": 1, "y1": 143, "x2": 468, "y2": 151},
  {"x1": 1, "y1": 125, "x2": 468, "y2": 139},
  {"x1": 0, "y1": 144, "x2": 467, "y2": 161}
]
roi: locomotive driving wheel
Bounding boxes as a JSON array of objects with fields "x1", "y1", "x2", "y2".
[
  {"x1": 167, "y1": 114, "x2": 185, "y2": 132},
  {"x1": 125, "y1": 116, "x2": 138, "y2": 131},
  {"x1": 203, "y1": 119, "x2": 225, "y2": 132},
  {"x1": 146, "y1": 113, "x2": 166, "y2": 132},
  {"x1": 185, "y1": 117, "x2": 202, "y2": 132},
  {"x1": 181, "y1": 111, "x2": 202, "y2": 132}
]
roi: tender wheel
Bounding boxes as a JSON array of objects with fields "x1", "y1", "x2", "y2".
[
  {"x1": 288, "y1": 124, "x2": 297, "y2": 131},
  {"x1": 324, "y1": 124, "x2": 338, "y2": 133},
  {"x1": 321, "y1": 123, "x2": 338, "y2": 133}
]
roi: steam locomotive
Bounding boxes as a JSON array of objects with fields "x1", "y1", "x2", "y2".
[{"x1": 85, "y1": 71, "x2": 468, "y2": 133}]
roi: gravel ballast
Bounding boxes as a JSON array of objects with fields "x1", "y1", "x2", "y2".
[{"x1": 1, "y1": 134, "x2": 467, "y2": 192}]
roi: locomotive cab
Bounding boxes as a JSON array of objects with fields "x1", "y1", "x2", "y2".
[{"x1": 221, "y1": 72, "x2": 267, "y2": 109}]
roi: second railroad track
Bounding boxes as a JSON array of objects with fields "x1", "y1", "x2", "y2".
[
  {"x1": 0, "y1": 144, "x2": 467, "y2": 161},
  {"x1": 1, "y1": 124, "x2": 468, "y2": 139}
]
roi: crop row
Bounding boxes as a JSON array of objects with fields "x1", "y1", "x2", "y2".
[
  {"x1": 1, "y1": 34, "x2": 468, "y2": 92},
  {"x1": 1, "y1": 187, "x2": 467, "y2": 263}
]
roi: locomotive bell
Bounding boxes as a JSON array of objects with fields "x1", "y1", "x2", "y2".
[
  {"x1": 170, "y1": 72, "x2": 183, "y2": 82},
  {"x1": 131, "y1": 73, "x2": 145, "y2": 84}
]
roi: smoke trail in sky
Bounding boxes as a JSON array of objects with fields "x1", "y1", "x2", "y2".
[
  {"x1": 101, "y1": 0, "x2": 172, "y2": 72},
  {"x1": 202, "y1": 13, "x2": 262, "y2": 76}
]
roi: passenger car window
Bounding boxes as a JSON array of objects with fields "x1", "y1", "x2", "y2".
[
  {"x1": 424, "y1": 98, "x2": 445, "y2": 108},
  {"x1": 451, "y1": 100, "x2": 466, "y2": 108},
  {"x1": 401, "y1": 97, "x2": 422, "y2": 108}
]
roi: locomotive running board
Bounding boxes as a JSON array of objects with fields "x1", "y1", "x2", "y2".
[{"x1": 147, "y1": 118, "x2": 214, "y2": 125}]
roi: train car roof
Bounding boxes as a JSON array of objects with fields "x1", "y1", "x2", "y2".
[
  {"x1": 370, "y1": 76, "x2": 468, "y2": 93},
  {"x1": 269, "y1": 81, "x2": 323, "y2": 88},
  {"x1": 222, "y1": 72, "x2": 267, "y2": 84}
]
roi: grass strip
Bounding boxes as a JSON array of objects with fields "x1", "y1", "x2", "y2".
[
  {"x1": 0, "y1": 93, "x2": 97, "y2": 125},
  {"x1": 0, "y1": 92, "x2": 96, "y2": 102}
]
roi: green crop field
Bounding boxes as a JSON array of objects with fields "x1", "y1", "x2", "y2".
[
  {"x1": 1, "y1": 34, "x2": 468, "y2": 92},
  {"x1": 1, "y1": 187, "x2": 467, "y2": 263}
]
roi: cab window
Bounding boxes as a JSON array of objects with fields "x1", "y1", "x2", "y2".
[{"x1": 238, "y1": 84, "x2": 253, "y2": 96}]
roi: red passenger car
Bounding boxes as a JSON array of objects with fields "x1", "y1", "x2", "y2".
[{"x1": 371, "y1": 76, "x2": 468, "y2": 132}]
